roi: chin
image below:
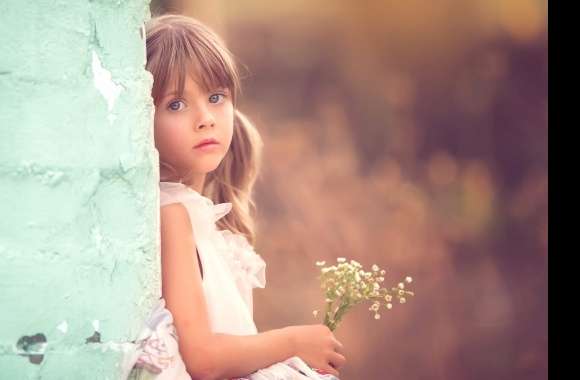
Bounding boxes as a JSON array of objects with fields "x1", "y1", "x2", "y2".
[{"x1": 196, "y1": 159, "x2": 223, "y2": 173}]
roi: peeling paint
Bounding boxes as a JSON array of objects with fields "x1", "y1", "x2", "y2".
[
  {"x1": 57, "y1": 321, "x2": 68, "y2": 334},
  {"x1": 91, "y1": 50, "x2": 123, "y2": 115},
  {"x1": 85, "y1": 331, "x2": 102, "y2": 344},
  {"x1": 15, "y1": 334, "x2": 47, "y2": 364}
]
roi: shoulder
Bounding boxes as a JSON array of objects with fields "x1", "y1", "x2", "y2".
[
  {"x1": 161, "y1": 202, "x2": 189, "y2": 222},
  {"x1": 160, "y1": 203, "x2": 196, "y2": 240},
  {"x1": 161, "y1": 202, "x2": 188, "y2": 216}
]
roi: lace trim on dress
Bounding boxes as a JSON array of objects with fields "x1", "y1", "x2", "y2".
[
  {"x1": 209, "y1": 202, "x2": 267, "y2": 290},
  {"x1": 216, "y1": 229, "x2": 266, "y2": 289}
]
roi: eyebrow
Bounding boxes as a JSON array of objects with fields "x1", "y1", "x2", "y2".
[
  {"x1": 162, "y1": 87, "x2": 230, "y2": 100},
  {"x1": 161, "y1": 90, "x2": 189, "y2": 100}
]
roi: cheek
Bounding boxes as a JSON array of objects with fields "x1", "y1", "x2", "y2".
[
  {"x1": 153, "y1": 118, "x2": 170, "y2": 153},
  {"x1": 153, "y1": 110, "x2": 166, "y2": 147},
  {"x1": 154, "y1": 115, "x2": 186, "y2": 157},
  {"x1": 221, "y1": 106, "x2": 235, "y2": 145}
]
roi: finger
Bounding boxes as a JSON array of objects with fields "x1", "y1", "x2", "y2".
[
  {"x1": 331, "y1": 337, "x2": 345, "y2": 354},
  {"x1": 323, "y1": 364, "x2": 340, "y2": 377},
  {"x1": 329, "y1": 352, "x2": 346, "y2": 369}
]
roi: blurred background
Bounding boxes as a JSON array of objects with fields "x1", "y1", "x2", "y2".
[{"x1": 151, "y1": 1, "x2": 548, "y2": 379}]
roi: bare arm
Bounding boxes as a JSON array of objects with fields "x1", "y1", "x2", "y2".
[
  {"x1": 160, "y1": 204, "x2": 297, "y2": 380},
  {"x1": 209, "y1": 329, "x2": 298, "y2": 379}
]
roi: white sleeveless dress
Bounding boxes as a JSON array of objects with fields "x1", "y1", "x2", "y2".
[{"x1": 126, "y1": 181, "x2": 339, "y2": 380}]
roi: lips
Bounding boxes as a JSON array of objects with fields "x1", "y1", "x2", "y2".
[{"x1": 194, "y1": 138, "x2": 219, "y2": 148}]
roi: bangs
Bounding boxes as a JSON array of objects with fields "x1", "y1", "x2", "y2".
[{"x1": 147, "y1": 21, "x2": 240, "y2": 105}]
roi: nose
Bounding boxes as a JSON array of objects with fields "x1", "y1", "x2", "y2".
[{"x1": 195, "y1": 107, "x2": 215, "y2": 130}]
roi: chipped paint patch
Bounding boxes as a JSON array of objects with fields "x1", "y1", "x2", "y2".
[
  {"x1": 57, "y1": 321, "x2": 68, "y2": 334},
  {"x1": 91, "y1": 50, "x2": 123, "y2": 115}
]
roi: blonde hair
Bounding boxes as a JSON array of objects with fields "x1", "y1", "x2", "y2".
[{"x1": 145, "y1": 14, "x2": 263, "y2": 245}]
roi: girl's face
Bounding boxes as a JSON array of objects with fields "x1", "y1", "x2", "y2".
[{"x1": 154, "y1": 74, "x2": 234, "y2": 184}]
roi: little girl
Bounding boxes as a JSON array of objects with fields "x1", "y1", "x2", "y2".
[{"x1": 126, "y1": 14, "x2": 346, "y2": 380}]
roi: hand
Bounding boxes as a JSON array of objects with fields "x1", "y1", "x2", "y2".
[{"x1": 285, "y1": 324, "x2": 346, "y2": 377}]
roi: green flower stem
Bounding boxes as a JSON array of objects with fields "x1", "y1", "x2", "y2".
[
  {"x1": 326, "y1": 299, "x2": 353, "y2": 331},
  {"x1": 331, "y1": 302, "x2": 351, "y2": 331},
  {"x1": 323, "y1": 301, "x2": 333, "y2": 327}
]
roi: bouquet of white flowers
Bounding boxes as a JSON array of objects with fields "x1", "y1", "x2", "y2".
[{"x1": 313, "y1": 258, "x2": 415, "y2": 331}]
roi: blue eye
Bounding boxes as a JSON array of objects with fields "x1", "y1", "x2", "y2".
[
  {"x1": 209, "y1": 93, "x2": 225, "y2": 104},
  {"x1": 168, "y1": 100, "x2": 185, "y2": 111}
]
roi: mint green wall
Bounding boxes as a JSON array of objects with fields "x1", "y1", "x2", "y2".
[{"x1": 0, "y1": 1, "x2": 159, "y2": 378}]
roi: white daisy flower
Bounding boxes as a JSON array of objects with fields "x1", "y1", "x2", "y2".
[{"x1": 350, "y1": 260, "x2": 361, "y2": 267}]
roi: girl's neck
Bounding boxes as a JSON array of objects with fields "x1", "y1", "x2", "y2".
[
  {"x1": 184, "y1": 175, "x2": 205, "y2": 193},
  {"x1": 160, "y1": 168, "x2": 206, "y2": 193}
]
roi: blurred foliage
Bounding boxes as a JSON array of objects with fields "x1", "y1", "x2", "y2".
[{"x1": 151, "y1": 1, "x2": 548, "y2": 379}]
